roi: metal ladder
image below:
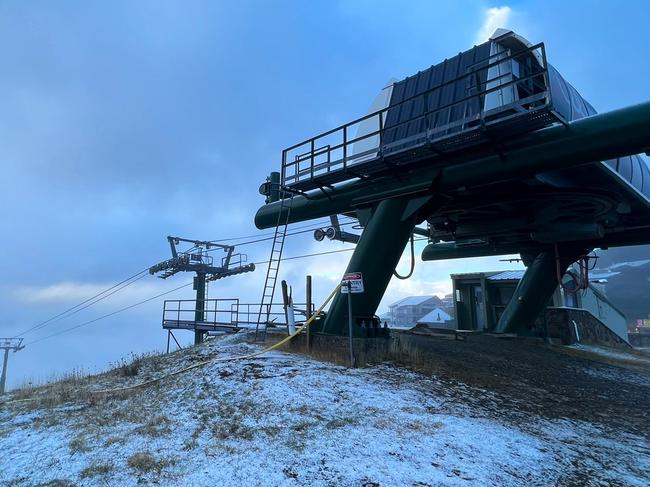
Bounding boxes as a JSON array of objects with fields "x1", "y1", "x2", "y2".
[{"x1": 254, "y1": 195, "x2": 292, "y2": 342}]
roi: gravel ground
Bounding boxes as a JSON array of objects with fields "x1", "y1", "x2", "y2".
[{"x1": 390, "y1": 333, "x2": 650, "y2": 436}]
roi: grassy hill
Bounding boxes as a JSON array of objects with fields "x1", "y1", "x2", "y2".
[{"x1": 1, "y1": 332, "x2": 649, "y2": 486}]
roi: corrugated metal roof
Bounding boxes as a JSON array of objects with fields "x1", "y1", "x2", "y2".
[
  {"x1": 389, "y1": 296, "x2": 438, "y2": 308},
  {"x1": 487, "y1": 270, "x2": 525, "y2": 281}
]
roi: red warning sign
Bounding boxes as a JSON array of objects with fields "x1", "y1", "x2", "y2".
[{"x1": 341, "y1": 272, "x2": 364, "y2": 293}]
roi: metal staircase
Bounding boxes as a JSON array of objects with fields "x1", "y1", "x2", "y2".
[{"x1": 254, "y1": 195, "x2": 292, "y2": 341}]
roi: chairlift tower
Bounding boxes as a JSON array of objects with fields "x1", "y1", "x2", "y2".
[
  {"x1": 149, "y1": 236, "x2": 255, "y2": 345},
  {"x1": 0, "y1": 338, "x2": 25, "y2": 395}
]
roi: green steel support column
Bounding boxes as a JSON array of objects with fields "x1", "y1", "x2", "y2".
[
  {"x1": 495, "y1": 249, "x2": 581, "y2": 333},
  {"x1": 320, "y1": 197, "x2": 416, "y2": 336},
  {"x1": 268, "y1": 171, "x2": 280, "y2": 203},
  {"x1": 194, "y1": 271, "x2": 206, "y2": 345}
]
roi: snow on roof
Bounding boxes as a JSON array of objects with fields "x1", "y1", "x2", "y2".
[
  {"x1": 487, "y1": 270, "x2": 525, "y2": 281},
  {"x1": 389, "y1": 296, "x2": 438, "y2": 308},
  {"x1": 418, "y1": 307, "x2": 452, "y2": 323}
]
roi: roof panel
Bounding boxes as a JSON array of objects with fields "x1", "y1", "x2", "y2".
[{"x1": 487, "y1": 270, "x2": 525, "y2": 281}]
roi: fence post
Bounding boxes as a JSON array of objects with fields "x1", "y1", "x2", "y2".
[
  {"x1": 306, "y1": 275, "x2": 312, "y2": 352},
  {"x1": 347, "y1": 281, "x2": 354, "y2": 367}
]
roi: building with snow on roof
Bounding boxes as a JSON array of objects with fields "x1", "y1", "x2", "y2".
[{"x1": 388, "y1": 296, "x2": 442, "y2": 328}]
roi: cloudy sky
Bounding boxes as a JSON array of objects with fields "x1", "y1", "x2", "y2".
[{"x1": 2, "y1": 0, "x2": 649, "y2": 388}]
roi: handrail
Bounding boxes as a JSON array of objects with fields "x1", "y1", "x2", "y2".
[
  {"x1": 285, "y1": 72, "x2": 548, "y2": 175},
  {"x1": 161, "y1": 299, "x2": 315, "y2": 328},
  {"x1": 281, "y1": 40, "x2": 550, "y2": 188},
  {"x1": 285, "y1": 68, "x2": 548, "y2": 171},
  {"x1": 282, "y1": 41, "x2": 546, "y2": 154}
]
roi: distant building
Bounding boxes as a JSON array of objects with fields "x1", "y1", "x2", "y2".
[
  {"x1": 440, "y1": 293, "x2": 454, "y2": 308},
  {"x1": 389, "y1": 296, "x2": 442, "y2": 327}
]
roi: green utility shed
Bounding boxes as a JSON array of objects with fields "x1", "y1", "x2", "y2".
[
  {"x1": 452, "y1": 270, "x2": 562, "y2": 333},
  {"x1": 451, "y1": 270, "x2": 629, "y2": 346}
]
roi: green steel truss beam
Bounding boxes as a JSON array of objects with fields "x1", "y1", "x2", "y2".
[{"x1": 256, "y1": 102, "x2": 650, "y2": 230}]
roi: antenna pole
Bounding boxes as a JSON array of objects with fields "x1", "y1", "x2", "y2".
[{"x1": 0, "y1": 338, "x2": 25, "y2": 395}]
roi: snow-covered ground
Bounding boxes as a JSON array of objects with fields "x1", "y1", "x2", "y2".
[{"x1": 1, "y1": 333, "x2": 649, "y2": 486}]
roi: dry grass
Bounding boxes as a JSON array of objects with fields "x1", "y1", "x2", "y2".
[
  {"x1": 211, "y1": 417, "x2": 255, "y2": 441},
  {"x1": 79, "y1": 461, "x2": 113, "y2": 479},
  {"x1": 68, "y1": 435, "x2": 90, "y2": 453},
  {"x1": 133, "y1": 415, "x2": 172, "y2": 437},
  {"x1": 32, "y1": 480, "x2": 74, "y2": 487},
  {"x1": 6, "y1": 350, "x2": 169, "y2": 412},
  {"x1": 291, "y1": 419, "x2": 317, "y2": 432},
  {"x1": 325, "y1": 417, "x2": 358, "y2": 430},
  {"x1": 127, "y1": 451, "x2": 174, "y2": 474},
  {"x1": 5, "y1": 478, "x2": 29, "y2": 486},
  {"x1": 373, "y1": 417, "x2": 391, "y2": 429},
  {"x1": 110, "y1": 352, "x2": 160, "y2": 378},
  {"x1": 103, "y1": 435, "x2": 126, "y2": 447},
  {"x1": 259, "y1": 425, "x2": 281, "y2": 437},
  {"x1": 182, "y1": 410, "x2": 212, "y2": 451},
  {"x1": 9, "y1": 369, "x2": 93, "y2": 411},
  {"x1": 284, "y1": 436, "x2": 307, "y2": 453}
]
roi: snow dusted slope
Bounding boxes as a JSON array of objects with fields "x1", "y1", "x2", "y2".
[{"x1": 1, "y1": 333, "x2": 649, "y2": 486}]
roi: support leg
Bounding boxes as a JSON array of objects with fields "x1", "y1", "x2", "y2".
[
  {"x1": 495, "y1": 247, "x2": 584, "y2": 333},
  {"x1": 306, "y1": 275, "x2": 312, "y2": 351},
  {"x1": 0, "y1": 349, "x2": 9, "y2": 395},
  {"x1": 321, "y1": 197, "x2": 416, "y2": 336},
  {"x1": 194, "y1": 271, "x2": 206, "y2": 345},
  {"x1": 170, "y1": 331, "x2": 183, "y2": 351}
]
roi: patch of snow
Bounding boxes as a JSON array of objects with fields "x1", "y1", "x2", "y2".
[
  {"x1": 569, "y1": 343, "x2": 650, "y2": 364},
  {"x1": 1, "y1": 335, "x2": 648, "y2": 486}
]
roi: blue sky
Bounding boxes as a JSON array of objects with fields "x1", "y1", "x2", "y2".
[{"x1": 1, "y1": 1, "x2": 649, "y2": 388}]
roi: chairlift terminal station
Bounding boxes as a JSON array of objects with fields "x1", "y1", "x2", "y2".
[{"x1": 255, "y1": 29, "x2": 650, "y2": 339}]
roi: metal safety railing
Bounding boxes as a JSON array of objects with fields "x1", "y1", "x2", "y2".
[
  {"x1": 162, "y1": 298, "x2": 240, "y2": 330},
  {"x1": 161, "y1": 299, "x2": 315, "y2": 330},
  {"x1": 222, "y1": 252, "x2": 248, "y2": 269},
  {"x1": 188, "y1": 252, "x2": 213, "y2": 265},
  {"x1": 281, "y1": 40, "x2": 556, "y2": 192}
]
